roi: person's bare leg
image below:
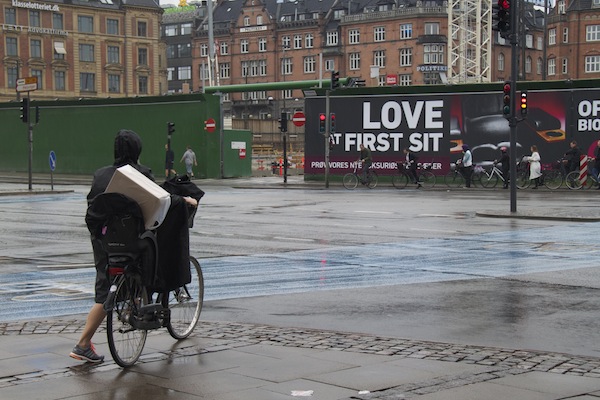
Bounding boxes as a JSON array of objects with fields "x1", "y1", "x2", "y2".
[{"x1": 77, "y1": 303, "x2": 106, "y2": 348}]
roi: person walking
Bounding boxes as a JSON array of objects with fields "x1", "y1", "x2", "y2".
[
  {"x1": 165, "y1": 143, "x2": 175, "y2": 178},
  {"x1": 496, "y1": 146, "x2": 510, "y2": 189},
  {"x1": 461, "y1": 144, "x2": 473, "y2": 188},
  {"x1": 563, "y1": 140, "x2": 582, "y2": 173},
  {"x1": 359, "y1": 144, "x2": 372, "y2": 184},
  {"x1": 180, "y1": 146, "x2": 197, "y2": 178},
  {"x1": 403, "y1": 148, "x2": 420, "y2": 186},
  {"x1": 525, "y1": 145, "x2": 542, "y2": 189}
]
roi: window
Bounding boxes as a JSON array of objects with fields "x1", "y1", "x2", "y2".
[
  {"x1": 80, "y1": 72, "x2": 95, "y2": 92},
  {"x1": 349, "y1": 52, "x2": 360, "y2": 70},
  {"x1": 79, "y1": 44, "x2": 95, "y2": 62},
  {"x1": 349, "y1": 29, "x2": 360, "y2": 44},
  {"x1": 30, "y1": 39, "x2": 42, "y2": 58},
  {"x1": 259, "y1": 59, "x2": 267, "y2": 76},
  {"x1": 374, "y1": 26, "x2": 385, "y2": 42},
  {"x1": 400, "y1": 48, "x2": 412, "y2": 66},
  {"x1": 282, "y1": 58, "x2": 292, "y2": 75},
  {"x1": 220, "y1": 42, "x2": 229, "y2": 55},
  {"x1": 526, "y1": 34, "x2": 533, "y2": 48},
  {"x1": 78, "y1": 16, "x2": 94, "y2": 33},
  {"x1": 167, "y1": 45, "x2": 176, "y2": 59},
  {"x1": 400, "y1": 24, "x2": 412, "y2": 39},
  {"x1": 249, "y1": 60, "x2": 258, "y2": 76},
  {"x1": 8, "y1": 67, "x2": 18, "y2": 89},
  {"x1": 423, "y1": 72, "x2": 441, "y2": 85},
  {"x1": 6, "y1": 37, "x2": 18, "y2": 57},
  {"x1": 585, "y1": 55, "x2": 600, "y2": 73},
  {"x1": 325, "y1": 59, "x2": 334, "y2": 71},
  {"x1": 586, "y1": 25, "x2": 600, "y2": 42},
  {"x1": 108, "y1": 74, "x2": 120, "y2": 92},
  {"x1": 303, "y1": 56, "x2": 316, "y2": 73},
  {"x1": 164, "y1": 25, "x2": 177, "y2": 36},
  {"x1": 537, "y1": 37, "x2": 543, "y2": 50},
  {"x1": 400, "y1": 74, "x2": 412, "y2": 86},
  {"x1": 549, "y1": 28, "x2": 556, "y2": 45},
  {"x1": 5, "y1": 8, "x2": 16, "y2": 25},
  {"x1": 107, "y1": 19, "x2": 119, "y2": 35},
  {"x1": 220, "y1": 62, "x2": 230, "y2": 79},
  {"x1": 525, "y1": 56, "x2": 532, "y2": 73},
  {"x1": 562, "y1": 58, "x2": 568, "y2": 74},
  {"x1": 241, "y1": 39, "x2": 249, "y2": 53},
  {"x1": 29, "y1": 11, "x2": 41, "y2": 27},
  {"x1": 257, "y1": 15, "x2": 263, "y2": 25},
  {"x1": 558, "y1": 0, "x2": 566, "y2": 13},
  {"x1": 305, "y1": 33, "x2": 313, "y2": 48},
  {"x1": 53, "y1": 13, "x2": 63, "y2": 30},
  {"x1": 167, "y1": 67, "x2": 174, "y2": 81},
  {"x1": 259, "y1": 38, "x2": 267, "y2": 52},
  {"x1": 563, "y1": 28, "x2": 569, "y2": 43},
  {"x1": 31, "y1": 70, "x2": 42, "y2": 89},
  {"x1": 373, "y1": 50, "x2": 386, "y2": 68},
  {"x1": 53, "y1": 42, "x2": 65, "y2": 59},
  {"x1": 243, "y1": 16, "x2": 250, "y2": 26},
  {"x1": 137, "y1": 21, "x2": 147, "y2": 37},
  {"x1": 181, "y1": 23, "x2": 192, "y2": 35},
  {"x1": 326, "y1": 31, "x2": 338, "y2": 46},
  {"x1": 138, "y1": 76, "x2": 148, "y2": 94},
  {"x1": 537, "y1": 58, "x2": 543, "y2": 74},
  {"x1": 200, "y1": 44, "x2": 208, "y2": 57},
  {"x1": 282, "y1": 36, "x2": 291, "y2": 49},
  {"x1": 424, "y1": 23, "x2": 439, "y2": 35},
  {"x1": 178, "y1": 66, "x2": 191, "y2": 80},
  {"x1": 548, "y1": 58, "x2": 556, "y2": 75},
  {"x1": 108, "y1": 46, "x2": 120, "y2": 64},
  {"x1": 54, "y1": 71, "x2": 65, "y2": 91},
  {"x1": 178, "y1": 43, "x2": 191, "y2": 58},
  {"x1": 294, "y1": 34, "x2": 302, "y2": 49},
  {"x1": 138, "y1": 48, "x2": 148, "y2": 65},
  {"x1": 424, "y1": 44, "x2": 444, "y2": 64}
]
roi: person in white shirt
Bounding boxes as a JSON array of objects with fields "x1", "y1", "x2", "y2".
[{"x1": 461, "y1": 144, "x2": 473, "y2": 188}]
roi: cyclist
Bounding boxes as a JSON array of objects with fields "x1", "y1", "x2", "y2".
[
  {"x1": 563, "y1": 140, "x2": 582, "y2": 173},
  {"x1": 495, "y1": 147, "x2": 510, "y2": 189},
  {"x1": 403, "y1": 148, "x2": 420, "y2": 187},
  {"x1": 359, "y1": 144, "x2": 372, "y2": 184},
  {"x1": 592, "y1": 139, "x2": 600, "y2": 189}
]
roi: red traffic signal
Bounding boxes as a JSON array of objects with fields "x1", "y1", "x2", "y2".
[
  {"x1": 319, "y1": 113, "x2": 326, "y2": 133},
  {"x1": 502, "y1": 82, "x2": 511, "y2": 116}
]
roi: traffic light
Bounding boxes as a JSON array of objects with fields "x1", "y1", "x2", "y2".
[
  {"x1": 520, "y1": 91, "x2": 528, "y2": 116},
  {"x1": 319, "y1": 113, "x2": 326, "y2": 133},
  {"x1": 279, "y1": 112, "x2": 288, "y2": 132},
  {"x1": 502, "y1": 81, "x2": 511, "y2": 117},
  {"x1": 496, "y1": 0, "x2": 511, "y2": 38},
  {"x1": 167, "y1": 122, "x2": 175, "y2": 135},
  {"x1": 20, "y1": 98, "x2": 29, "y2": 123},
  {"x1": 330, "y1": 71, "x2": 340, "y2": 90},
  {"x1": 330, "y1": 113, "x2": 336, "y2": 133}
]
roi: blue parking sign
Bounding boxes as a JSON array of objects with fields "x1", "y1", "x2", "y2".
[{"x1": 49, "y1": 151, "x2": 56, "y2": 172}]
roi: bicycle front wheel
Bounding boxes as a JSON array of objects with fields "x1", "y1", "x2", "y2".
[
  {"x1": 366, "y1": 171, "x2": 378, "y2": 189},
  {"x1": 167, "y1": 256, "x2": 204, "y2": 340},
  {"x1": 106, "y1": 275, "x2": 148, "y2": 368},
  {"x1": 343, "y1": 173, "x2": 358, "y2": 189},
  {"x1": 516, "y1": 171, "x2": 530, "y2": 189},
  {"x1": 419, "y1": 171, "x2": 436, "y2": 189},
  {"x1": 479, "y1": 173, "x2": 499, "y2": 188},
  {"x1": 543, "y1": 170, "x2": 562, "y2": 190},
  {"x1": 444, "y1": 171, "x2": 464, "y2": 188},
  {"x1": 392, "y1": 172, "x2": 408, "y2": 189},
  {"x1": 566, "y1": 171, "x2": 584, "y2": 190}
]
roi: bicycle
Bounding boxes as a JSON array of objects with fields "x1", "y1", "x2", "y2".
[
  {"x1": 515, "y1": 157, "x2": 562, "y2": 190},
  {"x1": 477, "y1": 163, "x2": 508, "y2": 188},
  {"x1": 90, "y1": 192, "x2": 204, "y2": 368},
  {"x1": 343, "y1": 162, "x2": 378, "y2": 189},
  {"x1": 565, "y1": 169, "x2": 600, "y2": 190},
  {"x1": 444, "y1": 162, "x2": 476, "y2": 187},
  {"x1": 392, "y1": 162, "x2": 436, "y2": 189}
]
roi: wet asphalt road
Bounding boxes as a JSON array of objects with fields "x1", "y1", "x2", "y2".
[{"x1": 1, "y1": 179, "x2": 600, "y2": 359}]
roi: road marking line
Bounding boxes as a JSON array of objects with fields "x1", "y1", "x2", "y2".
[
  {"x1": 354, "y1": 210, "x2": 393, "y2": 214},
  {"x1": 273, "y1": 237, "x2": 314, "y2": 242}
]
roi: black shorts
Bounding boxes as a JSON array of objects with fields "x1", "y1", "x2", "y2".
[{"x1": 91, "y1": 239, "x2": 109, "y2": 304}]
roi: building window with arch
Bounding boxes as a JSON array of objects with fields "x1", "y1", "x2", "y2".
[
  {"x1": 305, "y1": 33, "x2": 313, "y2": 48},
  {"x1": 586, "y1": 25, "x2": 600, "y2": 42},
  {"x1": 374, "y1": 26, "x2": 385, "y2": 42},
  {"x1": 294, "y1": 34, "x2": 302, "y2": 49},
  {"x1": 400, "y1": 48, "x2": 412, "y2": 67},
  {"x1": 562, "y1": 58, "x2": 568, "y2": 74},
  {"x1": 282, "y1": 58, "x2": 292, "y2": 75},
  {"x1": 241, "y1": 39, "x2": 249, "y2": 53},
  {"x1": 259, "y1": 38, "x2": 267, "y2": 52},
  {"x1": 548, "y1": 58, "x2": 556, "y2": 75},
  {"x1": 585, "y1": 55, "x2": 600, "y2": 72},
  {"x1": 349, "y1": 52, "x2": 360, "y2": 70},
  {"x1": 303, "y1": 56, "x2": 316, "y2": 73},
  {"x1": 220, "y1": 62, "x2": 230, "y2": 79},
  {"x1": 326, "y1": 31, "x2": 338, "y2": 46},
  {"x1": 537, "y1": 58, "x2": 542, "y2": 74},
  {"x1": 282, "y1": 36, "x2": 291, "y2": 48},
  {"x1": 525, "y1": 56, "x2": 532, "y2": 73},
  {"x1": 257, "y1": 15, "x2": 263, "y2": 25},
  {"x1": 244, "y1": 16, "x2": 250, "y2": 26},
  {"x1": 373, "y1": 50, "x2": 386, "y2": 67},
  {"x1": 220, "y1": 42, "x2": 229, "y2": 55},
  {"x1": 498, "y1": 53, "x2": 505, "y2": 71}
]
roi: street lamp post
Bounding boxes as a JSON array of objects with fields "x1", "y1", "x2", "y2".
[{"x1": 281, "y1": 46, "x2": 290, "y2": 183}]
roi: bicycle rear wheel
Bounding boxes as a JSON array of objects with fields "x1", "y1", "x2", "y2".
[
  {"x1": 106, "y1": 274, "x2": 148, "y2": 368},
  {"x1": 516, "y1": 171, "x2": 530, "y2": 189},
  {"x1": 479, "y1": 172, "x2": 499, "y2": 188},
  {"x1": 392, "y1": 172, "x2": 409, "y2": 189},
  {"x1": 419, "y1": 171, "x2": 436, "y2": 189},
  {"x1": 543, "y1": 170, "x2": 562, "y2": 190},
  {"x1": 444, "y1": 171, "x2": 464, "y2": 188},
  {"x1": 343, "y1": 173, "x2": 358, "y2": 189},
  {"x1": 167, "y1": 256, "x2": 204, "y2": 340},
  {"x1": 366, "y1": 171, "x2": 378, "y2": 188},
  {"x1": 566, "y1": 171, "x2": 583, "y2": 190}
]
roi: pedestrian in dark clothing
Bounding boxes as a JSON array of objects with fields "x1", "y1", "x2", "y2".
[
  {"x1": 564, "y1": 140, "x2": 582, "y2": 173},
  {"x1": 403, "y1": 148, "x2": 420, "y2": 186},
  {"x1": 359, "y1": 144, "x2": 372, "y2": 183},
  {"x1": 165, "y1": 144, "x2": 175, "y2": 178},
  {"x1": 495, "y1": 146, "x2": 510, "y2": 189}
]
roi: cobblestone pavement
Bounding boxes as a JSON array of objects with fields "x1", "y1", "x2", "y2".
[{"x1": 2, "y1": 318, "x2": 600, "y2": 399}]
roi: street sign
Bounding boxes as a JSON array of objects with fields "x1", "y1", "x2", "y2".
[
  {"x1": 16, "y1": 77, "x2": 38, "y2": 92},
  {"x1": 49, "y1": 151, "x2": 56, "y2": 171},
  {"x1": 386, "y1": 74, "x2": 398, "y2": 85},
  {"x1": 292, "y1": 112, "x2": 306, "y2": 127},
  {"x1": 205, "y1": 118, "x2": 216, "y2": 132}
]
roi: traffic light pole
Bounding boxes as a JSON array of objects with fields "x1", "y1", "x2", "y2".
[
  {"x1": 26, "y1": 93, "x2": 33, "y2": 191},
  {"x1": 508, "y1": 0, "x2": 519, "y2": 213},
  {"x1": 324, "y1": 89, "x2": 330, "y2": 188}
]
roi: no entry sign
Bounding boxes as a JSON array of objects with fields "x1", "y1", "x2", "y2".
[
  {"x1": 205, "y1": 118, "x2": 216, "y2": 132},
  {"x1": 292, "y1": 112, "x2": 306, "y2": 127}
]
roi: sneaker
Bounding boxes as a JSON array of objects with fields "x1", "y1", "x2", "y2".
[{"x1": 70, "y1": 343, "x2": 104, "y2": 363}]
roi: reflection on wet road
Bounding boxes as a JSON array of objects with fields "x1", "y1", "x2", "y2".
[{"x1": 1, "y1": 222, "x2": 598, "y2": 322}]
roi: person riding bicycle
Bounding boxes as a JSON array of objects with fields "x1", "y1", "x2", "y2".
[
  {"x1": 403, "y1": 148, "x2": 420, "y2": 186},
  {"x1": 494, "y1": 147, "x2": 510, "y2": 189},
  {"x1": 359, "y1": 144, "x2": 372, "y2": 184},
  {"x1": 456, "y1": 144, "x2": 473, "y2": 188},
  {"x1": 70, "y1": 129, "x2": 199, "y2": 363},
  {"x1": 563, "y1": 140, "x2": 582, "y2": 173}
]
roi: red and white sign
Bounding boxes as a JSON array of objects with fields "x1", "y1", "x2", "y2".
[
  {"x1": 204, "y1": 118, "x2": 216, "y2": 132},
  {"x1": 292, "y1": 112, "x2": 306, "y2": 127},
  {"x1": 16, "y1": 77, "x2": 38, "y2": 92},
  {"x1": 386, "y1": 74, "x2": 398, "y2": 85},
  {"x1": 239, "y1": 148, "x2": 246, "y2": 159}
]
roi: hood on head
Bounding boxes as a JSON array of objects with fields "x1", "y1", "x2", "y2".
[{"x1": 113, "y1": 129, "x2": 142, "y2": 166}]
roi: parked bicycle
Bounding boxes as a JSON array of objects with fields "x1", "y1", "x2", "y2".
[
  {"x1": 91, "y1": 193, "x2": 204, "y2": 367},
  {"x1": 516, "y1": 157, "x2": 563, "y2": 190},
  {"x1": 444, "y1": 162, "x2": 475, "y2": 188},
  {"x1": 476, "y1": 162, "x2": 507, "y2": 188},
  {"x1": 343, "y1": 162, "x2": 378, "y2": 189},
  {"x1": 392, "y1": 162, "x2": 436, "y2": 189}
]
